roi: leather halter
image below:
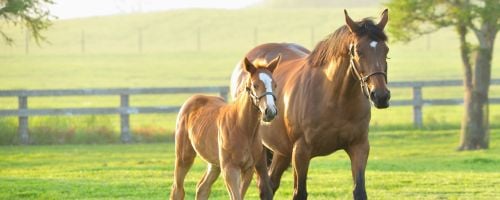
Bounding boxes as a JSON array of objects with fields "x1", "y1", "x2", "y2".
[
  {"x1": 349, "y1": 44, "x2": 387, "y2": 98},
  {"x1": 246, "y1": 87, "x2": 277, "y2": 108}
]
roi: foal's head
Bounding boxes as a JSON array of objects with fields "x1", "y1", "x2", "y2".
[
  {"x1": 243, "y1": 55, "x2": 280, "y2": 122},
  {"x1": 345, "y1": 9, "x2": 391, "y2": 109}
]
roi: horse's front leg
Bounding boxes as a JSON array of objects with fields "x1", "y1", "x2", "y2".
[
  {"x1": 346, "y1": 139, "x2": 369, "y2": 200},
  {"x1": 292, "y1": 138, "x2": 312, "y2": 200}
]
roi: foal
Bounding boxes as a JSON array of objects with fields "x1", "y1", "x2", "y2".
[{"x1": 170, "y1": 56, "x2": 280, "y2": 200}]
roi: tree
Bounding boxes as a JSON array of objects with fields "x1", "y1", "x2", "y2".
[
  {"x1": 0, "y1": 0, "x2": 54, "y2": 44},
  {"x1": 386, "y1": 0, "x2": 499, "y2": 150}
]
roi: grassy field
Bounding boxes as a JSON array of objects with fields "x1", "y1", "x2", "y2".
[
  {"x1": 0, "y1": 7, "x2": 499, "y2": 144},
  {"x1": 0, "y1": 5, "x2": 499, "y2": 200},
  {"x1": 1, "y1": 129, "x2": 499, "y2": 199}
]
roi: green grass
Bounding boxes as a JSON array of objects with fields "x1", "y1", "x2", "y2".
[{"x1": 0, "y1": 129, "x2": 499, "y2": 199}]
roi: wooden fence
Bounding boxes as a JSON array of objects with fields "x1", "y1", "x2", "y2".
[
  {"x1": 0, "y1": 87, "x2": 229, "y2": 144},
  {"x1": 1, "y1": 79, "x2": 499, "y2": 144}
]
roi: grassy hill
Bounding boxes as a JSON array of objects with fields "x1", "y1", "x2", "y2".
[{"x1": 0, "y1": 8, "x2": 499, "y2": 143}]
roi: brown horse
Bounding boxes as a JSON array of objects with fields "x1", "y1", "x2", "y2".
[
  {"x1": 170, "y1": 56, "x2": 281, "y2": 200},
  {"x1": 230, "y1": 10, "x2": 390, "y2": 200}
]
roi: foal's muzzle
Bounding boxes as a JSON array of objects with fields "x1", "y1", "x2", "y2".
[{"x1": 262, "y1": 106, "x2": 277, "y2": 122}]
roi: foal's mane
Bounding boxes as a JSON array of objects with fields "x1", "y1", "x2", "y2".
[{"x1": 307, "y1": 18, "x2": 388, "y2": 67}]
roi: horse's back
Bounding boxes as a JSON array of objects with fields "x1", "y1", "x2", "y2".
[
  {"x1": 230, "y1": 43, "x2": 310, "y2": 100},
  {"x1": 246, "y1": 43, "x2": 310, "y2": 62},
  {"x1": 176, "y1": 94, "x2": 226, "y2": 164}
]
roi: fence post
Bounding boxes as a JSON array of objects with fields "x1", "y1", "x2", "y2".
[
  {"x1": 25, "y1": 29, "x2": 29, "y2": 55},
  {"x1": 311, "y1": 27, "x2": 315, "y2": 48},
  {"x1": 120, "y1": 94, "x2": 132, "y2": 143},
  {"x1": 254, "y1": 27, "x2": 258, "y2": 46},
  {"x1": 81, "y1": 30, "x2": 85, "y2": 54},
  {"x1": 18, "y1": 96, "x2": 29, "y2": 144},
  {"x1": 138, "y1": 28, "x2": 143, "y2": 53},
  {"x1": 413, "y1": 86, "x2": 423, "y2": 128},
  {"x1": 197, "y1": 27, "x2": 201, "y2": 51}
]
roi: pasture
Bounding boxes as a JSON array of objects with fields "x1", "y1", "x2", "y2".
[
  {"x1": 1, "y1": 129, "x2": 499, "y2": 199},
  {"x1": 0, "y1": 7, "x2": 500, "y2": 141},
  {"x1": 0, "y1": 6, "x2": 500, "y2": 199}
]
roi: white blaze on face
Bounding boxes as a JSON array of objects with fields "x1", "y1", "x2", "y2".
[
  {"x1": 370, "y1": 41, "x2": 381, "y2": 67},
  {"x1": 259, "y1": 72, "x2": 277, "y2": 114}
]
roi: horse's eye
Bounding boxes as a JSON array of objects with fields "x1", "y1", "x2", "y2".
[
  {"x1": 253, "y1": 84, "x2": 259, "y2": 89},
  {"x1": 386, "y1": 57, "x2": 391, "y2": 60}
]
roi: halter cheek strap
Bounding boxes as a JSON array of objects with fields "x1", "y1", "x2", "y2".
[
  {"x1": 245, "y1": 87, "x2": 277, "y2": 108},
  {"x1": 349, "y1": 44, "x2": 387, "y2": 98}
]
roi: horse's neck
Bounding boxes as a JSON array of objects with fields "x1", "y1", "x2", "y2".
[
  {"x1": 324, "y1": 56, "x2": 358, "y2": 95},
  {"x1": 232, "y1": 92, "x2": 260, "y2": 134},
  {"x1": 308, "y1": 56, "x2": 367, "y2": 112}
]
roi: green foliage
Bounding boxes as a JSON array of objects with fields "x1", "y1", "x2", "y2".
[
  {"x1": 0, "y1": 129, "x2": 499, "y2": 199},
  {"x1": 385, "y1": 0, "x2": 500, "y2": 42},
  {"x1": 0, "y1": 0, "x2": 54, "y2": 44}
]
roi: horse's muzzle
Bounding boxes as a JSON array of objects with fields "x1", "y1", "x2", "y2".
[{"x1": 370, "y1": 89, "x2": 390, "y2": 109}]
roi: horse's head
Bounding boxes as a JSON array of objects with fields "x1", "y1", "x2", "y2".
[
  {"x1": 344, "y1": 9, "x2": 390, "y2": 109},
  {"x1": 243, "y1": 55, "x2": 280, "y2": 122}
]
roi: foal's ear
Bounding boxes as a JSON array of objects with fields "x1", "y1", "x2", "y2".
[
  {"x1": 266, "y1": 55, "x2": 281, "y2": 73},
  {"x1": 243, "y1": 57, "x2": 257, "y2": 74},
  {"x1": 344, "y1": 9, "x2": 359, "y2": 33},
  {"x1": 377, "y1": 9, "x2": 389, "y2": 30}
]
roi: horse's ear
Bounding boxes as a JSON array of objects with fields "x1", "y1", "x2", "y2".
[
  {"x1": 377, "y1": 9, "x2": 388, "y2": 30},
  {"x1": 243, "y1": 57, "x2": 256, "y2": 74},
  {"x1": 267, "y1": 55, "x2": 281, "y2": 73},
  {"x1": 344, "y1": 9, "x2": 359, "y2": 33}
]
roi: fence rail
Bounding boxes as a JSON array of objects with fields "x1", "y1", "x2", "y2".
[
  {"x1": 0, "y1": 86, "x2": 229, "y2": 144},
  {"x1": 1, "y1": 79, "x2": 499, "y2": 144}
]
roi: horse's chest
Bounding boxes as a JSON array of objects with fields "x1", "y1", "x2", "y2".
[{"x1": 306, "y1": 121, "x2": 368, "y2": 156}]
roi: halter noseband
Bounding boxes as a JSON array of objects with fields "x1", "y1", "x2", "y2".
[
  {"x1": 246, "y1": 87, "x2": 277, "y2": 108},
  {"x1": 349, "y1": 44, "x2": 387, "y2": 98}
]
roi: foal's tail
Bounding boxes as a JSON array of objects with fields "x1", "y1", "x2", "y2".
[{"x1": 174, "y1": 109, "x2": 195, "y2": 164}]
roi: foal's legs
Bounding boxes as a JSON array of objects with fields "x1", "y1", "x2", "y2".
[
  {"x1": 196, "y1": 164, "x2": 221, "y2": 200},
  {"x1": 170, "y1": 129, "x2": 196, "y2": 200},
  {"x1": 239, "y1": 168, "x2": 254, "y2": 198},
  {"x1": 222, "y1": 164, "x2": 242, "y2": 200},
  {"x1": 346, "y1": 140, "x2": 370, "y2": 200},
  {"x1": 268, "y1": 152, "x2": 291, "y2": 193},
  {"x1": 292, "y1": 138, "x2": 312, "y2": 200}
]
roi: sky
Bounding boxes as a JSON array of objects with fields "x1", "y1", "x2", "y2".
[{"x1": 50, "y1": 0, "x2": 263, "y2": 19}]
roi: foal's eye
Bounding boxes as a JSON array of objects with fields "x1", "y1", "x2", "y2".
[{"x1": 253, "y1": 84, "x2": 259, "y2": 89}]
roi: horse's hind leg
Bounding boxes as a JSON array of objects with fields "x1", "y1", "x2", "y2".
[
  {"x1": 346, "y1": 139, "x2": 369, "y2": 200},
  {"x1": 268, "y1": 152, "x2": 291, "y2": 193},
  {"x1": 196, "y1": 164, "x2": 220, "y2": 200},
  {"x1": 170, "y1": 128, "x2": 196, "y2": 200},
  {"x1": 254, "y1": 149, "x2": 273, "y2": 200}
]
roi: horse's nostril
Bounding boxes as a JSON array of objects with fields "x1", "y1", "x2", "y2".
[{"x1": 370, "y1": 91, "x2": 377, "y2": 100}]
